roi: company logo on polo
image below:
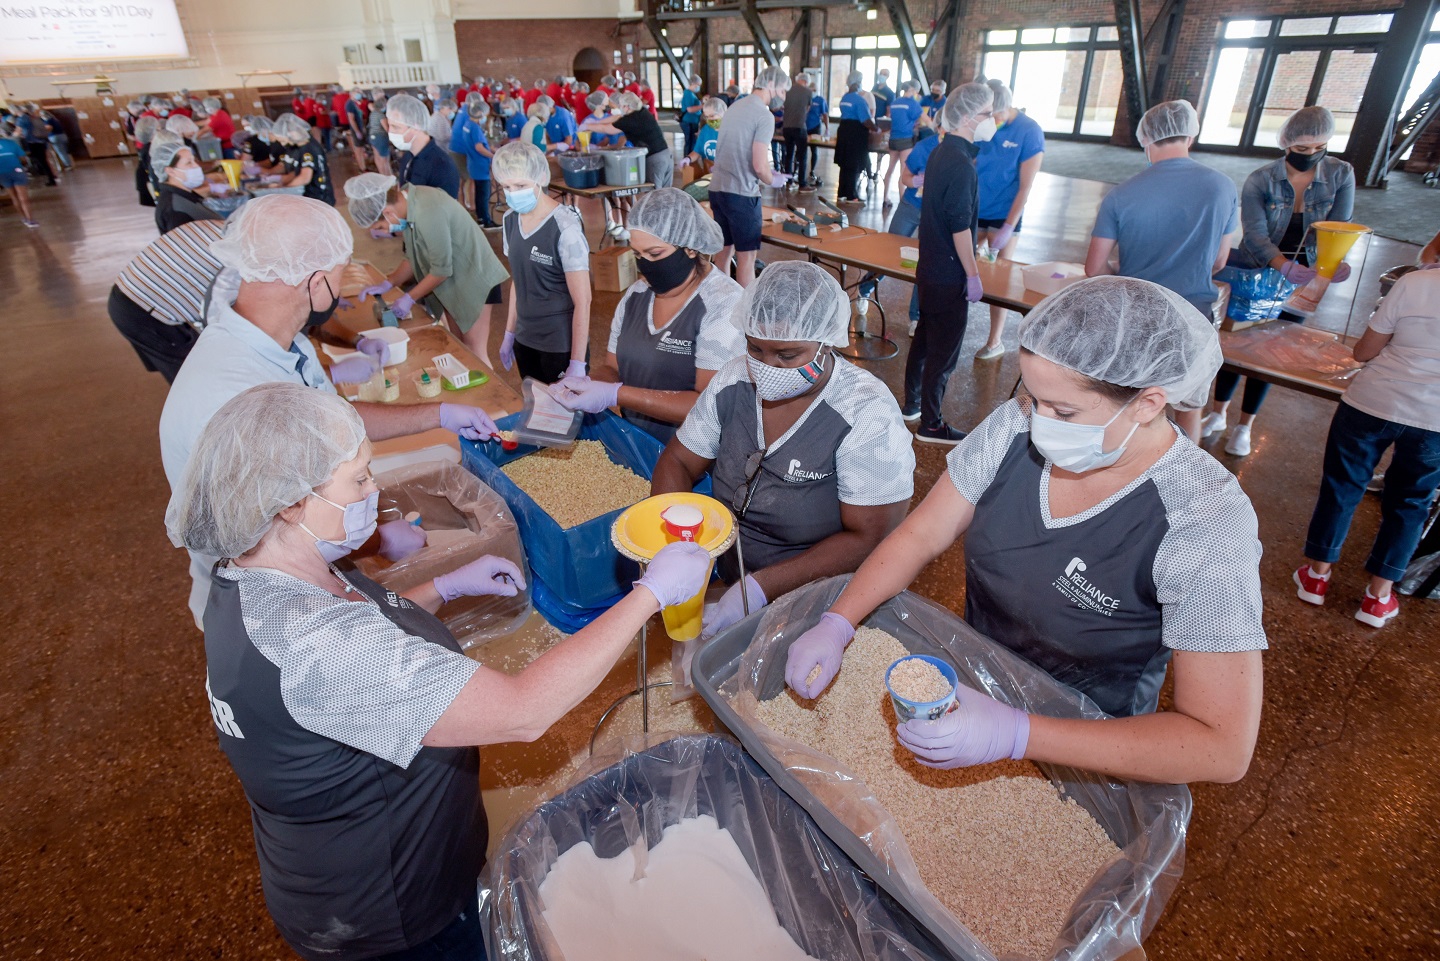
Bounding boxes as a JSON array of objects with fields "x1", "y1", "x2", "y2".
[
  {"x1": 206, "y1": 675, "x2": 245, "y2": 739},
  {"x1": 657, "y1": 330, "x2": 693, "y2": 355},
  {"x1": 784, "y1": 458, "x2": 829, "y2": 482},
  {"x1": 529, "y1": 245, "x2": 555, "y2": 267},
  {"x1": 1053, "y1": 556, "x2": 1121, "y2": 616},
  {"x1": 1002, "y1": 139, "x2": 1019, "y2": 149}
]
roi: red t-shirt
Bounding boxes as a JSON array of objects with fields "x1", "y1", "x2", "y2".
[
  {"x1": 207, "y1": 108, "x2": 236, "y2": 143},
  {"x1": 292, "y1": 97, "x2": 312, "y2": 121},
  {"x1": 331, "y1": 92, "x2": 350, "y2": 115},
  {"x1": 455, "y1": 88, "x2": 469, "y2": 104},
  {"x1": 170, "y1": 105, "x2": 193, "y2": 118},
  {"x1": 307, "y1": 98, "x2": 331, "y2": 128},
  {"x1": 546, "y1": 83, "x2": 565, "y2": 103},
  {"x1": 639, "y1": 87, "x2": 656, "y2": 115},
  {"x1": 523, "y1": 88, "x2": 542, "y2": 110},
  {"x1": 573, "y1": 91, "x2": 591, "y2": 123},
  {"x1": 478, "y1": 85, "x2": 491, "y2": 102}
]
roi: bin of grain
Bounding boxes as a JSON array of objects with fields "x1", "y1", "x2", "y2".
[{"x1": 693, "y1": 576, "x2": 1192, "y2": 961}]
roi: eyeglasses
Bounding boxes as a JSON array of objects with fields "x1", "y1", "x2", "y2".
[{"x1": 731, "y1": 449, "x2": 766, "y2": 519}]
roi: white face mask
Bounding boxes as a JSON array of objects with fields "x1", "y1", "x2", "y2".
[
  {"x1": 972, "y1": 116, "x2": 997, "y2": 142},
  {"x1": 747, "y1": 347, "x2": 829, "y2": 402},
  {"x1": 1029, "y1": 397, "x2": 1139, "y2": 473},
  {"x1": 388, "y1": 130, "x2": 409, "y2": 151},
  {"x1": 178, "y1": 166, "x2": 206, "y2": 189}
]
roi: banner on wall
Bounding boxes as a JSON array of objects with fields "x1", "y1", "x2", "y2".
[{"x1": 0, "y1": 0, "x2": 190, "y2": 64}]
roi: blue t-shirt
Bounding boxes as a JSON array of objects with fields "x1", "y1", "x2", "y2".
[
  {"x1": 0, "y1": 137, "x2": 26, "y2": 171},
  {"x1": 505, "y1": 113, "x2": 525, "y2": 140},
  {"x1": 901, "y1": 133, "x2": 942, "y2": 209},
  {"x1": 806, "y1": 96, "x2": 827, "y2": 131},
  {"x1": 838, "y1": 91, "x2": 871, "y2": 123},
  {"x1": 695, "y1": 123, "x2": 719, "y2": 162},
  {"x1": 919, "y1": 94, "x2": 946, "y2": 118},
  {"x1": 448, "y1": 110, "x2": 468, "y2": 153},
  {"x1": 680, "y1": 89, "x2": 702, "y2": 127},
  {"x1": 1092, "y1": 157, "x2": 1240, "y2": 311},
  {"x1": 455, "y1": 117, "x2": 492, "y2": 180},
  {"x1": 872, "y1": 83, "x2": 894, "y2": 118},
  {"x1": 546, "y1": 107, "x2": 577, "y2": 145},
  {"x1": 976, "y1": 110, "x2": 1046, "y2": 220},
  {"x1": 888, "y1": 97, "x2": 921, "y2": 140}
]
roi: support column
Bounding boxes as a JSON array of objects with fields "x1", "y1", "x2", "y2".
[
  {"x1": 644, "y1": 0, "x2": 690, "y2": 87},
  {"x1": 1349, "y1": 0, "x2": 1439, "y2": 187},
  {"x1": 739, "y1": 0, "x2": 780, "y2": 68},
  {"x1": 1114, "y1": 0, "x2": 1150, "y2": 139},
  {"x1": 879, "y1": 0, "x2": 927, "y2": 88}
]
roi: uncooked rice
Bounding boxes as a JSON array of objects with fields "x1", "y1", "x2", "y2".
[
  {"x1": 500, "y1": 440, "x2": 652, "y2": 528},
  {"x1": 888, "y1": 657, "x2": 953, "y2": 703},
  {"x1": 755, "y1": 627, "x2": 1119, "y2": 958}
]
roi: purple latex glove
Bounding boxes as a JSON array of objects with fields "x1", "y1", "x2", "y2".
[
  {"x1": 377, "y1": 519, "x2": 427, "y2": 561},
  {"x1": 783, "y1": 612, "x2": 855, "y2": 699},
  {"x1": 679, "y1": 156, "x2": 693, "y2": 168},
  {"x1": 564, "y1": 359, "x2": 588, "y2": 381},
  {"x1": 439, "y1": 402, "x2": 500, "y2": 441},
  {"x1": 369, "y1": 228, "x2": 392, "y2": 240},
  {"x1": 356, "y1": 336, "x2": 391, "y2": 368},
  {"x1": 358, "y1": 280, "x2": 394, "y2": 302},
  {"x1": 911, "y1": 172, "x2": 924, "y2": 189},
  {"x1": 391, "y1": 292, "x2": 415, "y2": 319},
  {"x1": 550, "y1": 376, "x2": 620, "y2": 414},
  {"x1": 991, "y1": 222, "x2": 1015, "y2": 251},
  {"x1": 499, "y1": 331, "x2": 516, "y2": 371},
  {"x1": 634, "y1": 541, "x2": 713, "y2": 608},
  {"x1": 329, "y1": 356, "x2": 379, "y2": 384},
  {"x1": 263, "y1": 174, "x2": 283, "y2": 184},
  {"x1": 965, "y1": 275, "x2": 984, "y2": 302},
  {"x1": 768, "y1": 171, "x2": 790, "y2": 189},
  {"x1": 1279, "y1": 259, "x2": 1316, "y2": 285},
  {"x1": 433, "y1": 555, "x2": 527, "y2": 602},
  {"x1": 337, "y1": 297, "x2": 354, "y2": 310},
  {"x1": 700, "y1": 575, "x2": 766, "y2": 641},
  {"x1": 896, "y1": 685, "x2": 1031, "y2": 769},
  {"x1": 1331, "y1": 262, "x2": 1352, "y2": 283}
]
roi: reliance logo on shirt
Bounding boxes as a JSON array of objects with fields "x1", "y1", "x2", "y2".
[
  {"x1": 529, "y1": 245, "x2": 555, "y2": 267},
  {"x1": 1052, "y1": 556, "x2": 1122, "y2": 615},
  {"x1": 656, "y1": 330, "x2": 693, "y2": 356},
  {"x1": 784, "y1": 458, "x2": 830, "y2": 483}
]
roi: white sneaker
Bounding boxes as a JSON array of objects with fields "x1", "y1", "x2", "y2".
[
  {"x1": 908, "y1": 319, "x2": 918, "y2": 337},
  {"x1": 1224, "y1": 424, "x2": 1252, "y2": 456},
  {"x1": 1199, "y1": 411, "x2": 1227, "y2": 438},
  {"x1": 975, "y1": 343, "x2": 1005, "y2": 361}
]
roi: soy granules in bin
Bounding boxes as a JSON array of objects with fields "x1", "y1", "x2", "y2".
[
  {"x1": 500, "y1": 440, "x2": 651, "y2": 529},
  {"x1": 889, "y1": 657, "x2": 953, "y2": 703},
  {"x1": 755, "y1": 627, "x2": 1119, "y2": 959}
]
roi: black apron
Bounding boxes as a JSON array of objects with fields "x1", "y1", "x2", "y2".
[
  {"x1": 504, "y1": 210, "x2": 575, "y2": 353},
  {"x1": 615, "y1": 284, "x2": 708, "y2": 444},
  {"x1": 964, "y1": 434, "x2": 1171, "y2": 717},
  {"x1": 203, "y1": 566, "x2": 486, "y2": 961}
]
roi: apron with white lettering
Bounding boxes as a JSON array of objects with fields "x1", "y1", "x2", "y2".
[
  {"x1": 964, "y1": 434, "x2": 1169, "y2": 717},
  {"x1": 615, "y1": 285, "x2": 707, "y2": 444},
  {"x1": 504, "y1": 210, "x2": 574, "y2": 352}
]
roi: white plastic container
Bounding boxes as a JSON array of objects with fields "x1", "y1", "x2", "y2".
[
  {"x1": 899, "y1": 246, "x2": 919, "y2": 269},
  {"x1": 1021, "y1": 261, "x2": 1086, "y2": 296},
  {"x1": 432, "y1": 352, "x2": 472, "y2": 388},
  {"x1": 357, "y1": 326, "x2": 410, "y2": 365}
]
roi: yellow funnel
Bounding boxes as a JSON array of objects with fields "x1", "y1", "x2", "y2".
[
  {"x1": 578, "y1": 129, "x2": 592, "y2": 152},
  {"x1": 612, "y1": 494, "x2": 737, "y2": 641},
  {"x1": 219, "y1": 159, "x2": 243, "y2": 190},
  {"x1": 1311, "y1": 221, "x2": 1370, "y2": 278}
]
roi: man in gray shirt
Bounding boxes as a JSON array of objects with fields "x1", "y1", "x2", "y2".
[
  {"x1": 710, "y1": 66, "x2": 791, "y2": 287},
  {"x1": 781, "y1": 73, "x2": 813, "y2": 187}
]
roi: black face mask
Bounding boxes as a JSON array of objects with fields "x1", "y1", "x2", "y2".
[
  {"x1": 1286, "y1": 148, "x2": 1325, "y2": 172},
  {"x1": 305, "y1": 274, "x2": 340, "y2": 329},
  {"x1": 635, "y1": 247, "x2": 697, "y2": 294}
]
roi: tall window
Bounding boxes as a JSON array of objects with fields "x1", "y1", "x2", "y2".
[
  {"x1": 820, "y1": 33, "x2": 925, "y2": 113},
  {"x1": 981, "y1": 26, "x2": 1121, "y2": 137},
  {"x1": 640, "y1": 48, "x2": 689, "y2": 110},
  {"x1": 1198, "y1": 13, "x2": 1394, "y2": 152}
]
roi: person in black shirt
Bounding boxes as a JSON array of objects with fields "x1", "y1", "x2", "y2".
[
  {"x1": 904, "y1": 82, "x2": 995, "y2": 445},
  {"x1": 586, "y1": 90, "x2": 673, "y2": 188},
  {"x1": 386, "y1": 92, "x2": 460, "y2": 199},
  {"x1": 133, "y1": 115, "x2": 159, "y2": 207},
  {"x1": 274, "y1": 113, "x2": 335, "y2": 205},
  {"x1": 149, "y1": 131, "x2": 223, "y2": 234}
]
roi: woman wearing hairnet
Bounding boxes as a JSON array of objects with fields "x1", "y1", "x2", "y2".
[
  {"x1": 549, "y1": 188, "x2": 745, "y2": 442},
  {"x1": 787, "y1": 277, "x2": 1266, "y2": 785},
  {"x1": 344, "y1": 173, "x2": 510, "y2": 366},
  {"x1": 273, "y1": 112, "x2": 335, "y2": 205},
  {"x1": 149, "y1": 131, "x2": 223, "y2": 235},
  {"x1": 835, "y1": 70, "x2": 876, "y2": 204},
  {"x1": 653, "y1": 261, "x2": 915, "y2": 642},
  {"x1": 169, "y1": 383, "x2": 710, "y2": 961},
  {"x1": 1201, "y1": 106, "x2": 1355, "y2": 456}
]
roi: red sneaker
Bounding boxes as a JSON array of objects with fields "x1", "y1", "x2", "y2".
[
  {"x1": 1355, "y1": 591, "x2": 1399, "y2": 628},
  {"x1": 1293, "y1": 565, "x2": 1329, "y2": 605}
]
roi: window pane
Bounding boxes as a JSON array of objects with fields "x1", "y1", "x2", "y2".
[
  {"x1": 877, "y1": 55, "x2": 900, "y2": 90},
  {"x1": 988, "y1": 29, "x2": 1017, "y2": 45},
  {"x1": 1402, "y1": 42, "x2": 1440, "y2": 117},
  {"x1": 1096, "y1": 26, "x2": 1119, "y2": 41},
  {"x1": 1021, "y1": 28, "x2": 1055, "y2": 45},
  {"x1": 1055, "y1": 27, "x2": 1091, "y2": 43},
  {"x1": 1315, "y1": 49, "x2": 1376, "y2": 151},
  {"x1": 983, "y1": 51, "x2": 1015, "y2": 88},
  {"x1": 1080, "y1": 48, "x2": 1124, "y2": 135},
  {"x1": 832, "y1": 38, "x2": 852, "y2": 50},
  {"x1": 1255, "y1": 49, "x2": 1320, "y2": 148},
  {"x1": 856, "y1": 36, "x2": 878, "y2": 50},
  {"x1": 1336, "y1": 14, "x2": 1392, "y2": 34},
  {"x1": 1011, "y1": 49, "x2": 1086, "y2": 133},
  {"x1": 827, "y1": 54, "x2": 853, "y2": 111},
  {"x1": 914, "y1": 33, "x2": 927, "y2": 47},
  {"x1": 879, "y1": 34, "x2": 899, "y2": 48},
  {"x1": 1200, "y1": 46, "x2": 1265, "y2": 145},
  {"x1": 1279, "y1": 17, "x2": 1331, "y2": 36},
  {"x1": 1224, "y1": 19, "x2": 1270, "y2": 39}
]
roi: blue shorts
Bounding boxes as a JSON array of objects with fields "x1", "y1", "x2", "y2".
[
  {"x1": 0, "y1": 167, "x2": 27, "y2": 189},
  {"x1": 373, "y1": 135, "x2": 390, "y2": 158},
  {"x1": 708, "y1": 190, "x2": 762, "y2": 253}
]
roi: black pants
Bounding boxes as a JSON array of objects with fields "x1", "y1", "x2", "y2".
[
  {"x1": 806, "y1": 131, "x2": 821, "y2": 181},
  {"x1": 473, "y1": 178, "x2": 494, "y2": 226},
  {"x1": 107, "y1": 285, "x2": 200, "y2": 383},
  {"x1": 514, "y1": 341, "x2": 588, "y2": 384},
  {"x1": 835, "y1": 120, "x2": 868, "y2": 201},
  {"x1": 24, "y1": 141, "x2": 54, "y2": 185},
  {"x1": 781, "y1": 127, "x2": 808, "y2": 184},
  {"x1": 682, "y1": 123, "x2": 699, "y2": 158},
  {"x1": 904, "y1": 282, "x2": 970, "y2": 429},
  {"x1": 1212, "y1": 309, "x2": 1304, "y2": 414}
]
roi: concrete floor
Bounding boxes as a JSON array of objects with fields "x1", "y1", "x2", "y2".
[{"x1": 1, "y1": 153, "x2": 1437, "y2": 960}]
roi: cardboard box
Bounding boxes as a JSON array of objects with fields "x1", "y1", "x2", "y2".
[
  {"x1": 676, "y1": 163, "x2": 697, "y2": 186},
  {"x1": 591, "y1": 246, "x2": 637, "y2": 292}
]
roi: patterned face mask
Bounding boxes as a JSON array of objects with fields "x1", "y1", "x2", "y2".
[{"x1": 747, "y1": 347, "x2": 828, "y2": 402}]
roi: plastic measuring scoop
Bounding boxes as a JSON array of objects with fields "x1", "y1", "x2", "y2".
[{"x1": 612, "y1": 494, "x2": 736, "y2": 641}]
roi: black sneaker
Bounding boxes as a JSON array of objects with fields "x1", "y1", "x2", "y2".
[
  {"x1": 900, "y1": 404, "x2": 920, "y2": 422},
  {"x1": 916, "y1": 423, "x2": 966, "y2": 445}
]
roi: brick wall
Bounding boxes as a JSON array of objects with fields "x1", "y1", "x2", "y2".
[{"x1": 453, "y1": 18, "x2": 649, "y2": 86}]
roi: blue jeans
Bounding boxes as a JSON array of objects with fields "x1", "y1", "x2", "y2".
[
  {"x1": 859, "y1": 199, "x2": 921, "y2": 321},
  {"x1": 370, "y1": 902, "x2": 486, "y2": 961},
  {"x1": 1305, "y1": 401, "x2": 1440, "y2": 582}
]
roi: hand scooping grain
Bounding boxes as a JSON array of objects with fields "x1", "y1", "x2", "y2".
[
  {"x1": 888, "y1": 657, "x2": 954, "y2": 703},
  {"x1": 500, "y1": 440, "x2": 652, "y2": 528}
]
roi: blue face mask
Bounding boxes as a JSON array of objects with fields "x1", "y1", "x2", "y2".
[
  {"x1": 299, "y1": 490, "x2": 378, "y2": 562},
  {"x1": 505, "y1": 188, "x2": 538, "y2": 214}
]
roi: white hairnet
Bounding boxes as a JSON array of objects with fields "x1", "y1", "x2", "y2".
[
  {"x1": 203, "y1": 97, "x2": 222, "y2": 113},
  {"x1": 930, "y1": 79, "x2": 948, "y2": 93},
  {"x1": 941, "y1": 82, "x2": 993, "y2": 131},
  {"x1": 149, "y1": 131, "x2": 189, "y2": 173},
  {"x1": 755, "y1": 66, "x2": 791, "y2": 94},
  {"x1": 628, "y1": 188, "x2": 724, "y2": 254},
  {"x1": 615, "y1": 90, "x2": 642, "y2": 113},
  {"x1": 1017, "y1": 276, "x2": 1221, "y2": 411},
  {"x1": 586, "y1": 90, "x2": 610, "y2": 111},
  {"x1": 344, "y1": 172, "x2": 396, "y2": 227},
  {"x1": 1279, "y1": 106, "x2": 1334, "y2": 148},
  {"x1": 846, "y1": 70, "x2": 864, "y2": 87},
  {"x1": 732, "y1": 261, "x2": 850, "y2": 347},
  {"x1": 133, "y1": 115, "x2": 159, "y2": 142},
  {"x1": 250, "y1": 116, "x2": 275, "y2": 137},
  {"x1": 166, "y1": 384, "x2": 366, "y2": 559},
  {"x1": 492, "y1": 141, "x2": 551, "y2": 186},
  {"x1": 986, "y1": 79, "x2": 1012, "y2": 113},
  {"x1": 1137, "y1": 100, "x2": 1199, "y2": 147},
  {"x1": 165, "y1": 115, "x2": 199, "y2": 138},
  {"x1": 466, "y1": 97, "x2": 490, "y2": 119},
  {"x1": 211, "y1": 193, "x2": 354, "y2": 286},
  {"x1": 386, "y1": 93, "x2": 430, "y2": 131},
  {"x1": 899, "y1": 79, "x2": 921, "y2": 95},
  {"x1": 703, "y1": 96, "x2": 728, "y2": 118},
  {"x1": 273, "y1": 112, "x2": 311, "y2": 144}
]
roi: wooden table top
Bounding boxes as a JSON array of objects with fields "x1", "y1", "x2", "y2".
[{"x1": 551, "y1": 181, "x2": 654, "y2": 199}]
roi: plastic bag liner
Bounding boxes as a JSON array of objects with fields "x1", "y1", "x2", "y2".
[
  {"x1": 460, "y1": 411, "x2": 711, "y2": 616},
  {"x1": 480, "y1": 733, "x2": 950, "y2": 961},
  {"x1": 352, "y1": 461, "x2": 531, "y2": 650},
  {"x1": 692, "y1": 576, "x2": 1192, "y2": 961},
  {"x1": 1215, "y1": 265, "x2": 1295, "y2": 323}
]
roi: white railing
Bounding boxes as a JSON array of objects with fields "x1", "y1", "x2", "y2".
[{"x1": 338, "y1": 62, "x2": 441, "y2": 89}]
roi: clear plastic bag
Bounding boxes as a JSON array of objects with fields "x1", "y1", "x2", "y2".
[
  {"x1": 480, "y1": 733, "x2": 950, "y2": 961},
  {"x1": 1215, "y1": 265, "x2": 1295, "y2": 323},
  {"x1": 353, "y1": 461, "x2": 531, "y2": 650},
  {"x1": 703, "y1": 576, "x2": 1192, "y2": 961}
]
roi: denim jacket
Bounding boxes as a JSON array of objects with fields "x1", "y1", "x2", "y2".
[{"x1": 1237, "y1": 155, "x2": 1354, "y2": 269}]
